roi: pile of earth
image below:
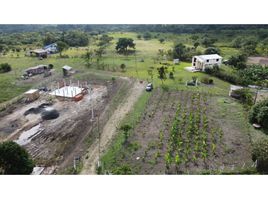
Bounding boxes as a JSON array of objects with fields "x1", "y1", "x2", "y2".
[{"x1": 24, "y1": 103, "x2": 59, "y2": 120}]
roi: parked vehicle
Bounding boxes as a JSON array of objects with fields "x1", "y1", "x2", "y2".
[{"x1": 146, "y1": 83, "x2": 153, "y2": 92}]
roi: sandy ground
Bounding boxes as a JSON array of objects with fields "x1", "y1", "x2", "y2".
[
  {"x1": 247, "y1": 57, "x2": 268, "y2": 65},
  {"x1": 80, "y1": 80, "x2": 145, "y2": 174}
]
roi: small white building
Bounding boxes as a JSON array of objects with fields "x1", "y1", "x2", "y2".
[{"x1": 192, "y1": 54, "x2": 222, "y2": 71}]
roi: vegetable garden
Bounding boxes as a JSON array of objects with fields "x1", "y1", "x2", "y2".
[{"x1": 101, "y1": 88, "x2": 253, "y2": 174}]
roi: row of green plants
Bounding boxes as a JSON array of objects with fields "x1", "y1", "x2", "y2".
[{"x1": 165, "y1": 92, "x2": 223, "y2": 173}]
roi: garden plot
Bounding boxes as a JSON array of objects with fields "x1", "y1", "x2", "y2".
[{"x1": 105, "y1": 88, "x2": 253, "y2": 174}]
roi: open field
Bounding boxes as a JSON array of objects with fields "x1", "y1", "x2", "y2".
[{"x1": 0, "y1": 32, "x2": 237, "y2": 104}]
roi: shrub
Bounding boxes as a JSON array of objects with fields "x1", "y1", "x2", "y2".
[
  {"x1": 252, "y1": 138, "x2": 268, "y2": 173},
  {"x1": 120, "y1": 63, "x2": 126, "y2": 72},
  {"x1": 201, "y1": 76, "x2": 214, "y2": 84},
  {"x1": 169, "y1": 72, "x2": 174, "y2": 79},
  {"x1": 48, "y1": 64, "x2": 54, "y2": 69},
  {"x1": 0, "y1": 63, "x2": 12, "y2": 73},
  {"x1": 232, "y1": 88, "x2": 254, "y2": 106},
  {"x1": 256, "y1": 107, "x2": 268, "y2": 128},
  {"x1": 111, "y1": 165, "x2": 132, "y2": 174},
  {"x1": 204, "y1": 47, "x2": 220, "y2": 55},
  {"x1": 249, "y1": 99, "x2": 268, "y2": 128}
]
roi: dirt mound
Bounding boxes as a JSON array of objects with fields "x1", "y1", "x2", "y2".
[
  {"x1": 41, "y1": 107, "x2": 59, "y2": 120},
  {"x1": 24, "y1": 103, "x2": 52, "y2": 116}
]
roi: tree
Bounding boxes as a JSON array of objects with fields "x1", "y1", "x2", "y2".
[
  {"x1": 120, "y1": 63, "x2": 126, "y2": 72},
  {"x1": 193, "y1": 42, "x2": 199, "y2": 49},
  {"x1": 57, "y1": 41, "x2": 69, "y2": 57},
  {"x1": 204, "y1": 47, "x2": 220, "y2": 55},
  {"x1": 97, "y1": 34, "x2": 113, "y2": 47},
  {"x1": 115, "y1": 38, "x2": 135, "y2": 55},
  {"x1": 173, "y1": 43, "x2": 187, "y2": 60},
  {"x1": 63, "y1": 30, "x2": 89, "y2": 47},
  {"x1": 157, "y1": 66, "x2": 166, "y2": 84},
  {"x1": 83, "y1": 49, "x2": 93, "y2": 68},
  {"x1": 0, "y1": 141, "x2": 34, "y2": 174},
  {"x1": 159, "y1": 38, "x2": 165, "y2": 43},
  {"x1": 201, "y1": 37, "x2": 217, "y2": 47},
  {"x1": 143, "y1": 32, "x2": 152, "y2": 40},
  {"x1": 241, "y1": 38, "x2": 257, "y2": 55},
  {"x1": 227, "y1": 54, "x2": 247, "y2": 69},
  {"x1": 43, "y1": 32, "x2": 57, "y2": 46}
]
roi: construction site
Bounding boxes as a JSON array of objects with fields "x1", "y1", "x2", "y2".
[{"x1": 0, "y1": 73, "x2": 134, "y2": 174}]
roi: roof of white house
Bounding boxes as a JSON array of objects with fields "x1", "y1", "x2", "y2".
[
  {"x1": 195, "y1": 54, "x2": 222, "y2": 61},
  {"x1": 62, "y1": 65, "x2": 72, "y2": 71}
]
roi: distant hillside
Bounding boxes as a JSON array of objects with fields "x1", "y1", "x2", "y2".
[{"x1": 1, "y1": 24, "x2": 268, "y2": 34}]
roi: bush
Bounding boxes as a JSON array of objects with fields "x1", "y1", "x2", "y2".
[
  {"x1": 169, "y1": 72, "x2": 174, "y2": 79},
  {"x1": 120, "y1": 63, "x2": 126, "y2": 72},
  {"x1": 111, "y1": 165, "x2": 132, "y2": 174},
  {"x1": 232, "y1": 88, "x2": 254, "y2": 106},
  {"x1": 252, "y1": 138, "x2": 268, "y2": 173},
  {"x1": 201, "y1": 76, "x2": 214, "y2": 84},
  {"x1": 0, "y1": 63, "x2": 12, "y2": 73},
  {"x1": 204, "y1": 47, "x2": 220, "y2": 55},
  {"x1": 48, "y1": 64, "x2": 54, "y2": 69},
  {"x1": 249, "y1": 99, "x2": 268, "y2": 128}
]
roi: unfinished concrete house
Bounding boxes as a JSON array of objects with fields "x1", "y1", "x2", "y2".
[{"x1": 49, "y1": 80, "x2": 88, "y2": 101}]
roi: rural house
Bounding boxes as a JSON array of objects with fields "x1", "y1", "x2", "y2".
[
  {"x1": 25, "y1": 65, "x2": 49, "y2": 75},
  {"x1": 192, "y1": 54, "x2": 222, "y2": 71},
  {"x1": 44, "y1": 43, "x2": 58, "y2": 54},
  {"x1": 29, "y1": 49, "x2": 48, "y2": 58}
]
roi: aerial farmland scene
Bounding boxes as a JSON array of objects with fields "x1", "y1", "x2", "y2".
[{"x1": 0, "y1": 24, "x2": 268, "y2": 175}]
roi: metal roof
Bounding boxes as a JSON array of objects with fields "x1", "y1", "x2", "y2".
[{"x1": 62, "y1": 65, "x2": 72, "y2": 71}]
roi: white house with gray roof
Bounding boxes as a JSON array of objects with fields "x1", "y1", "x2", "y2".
[{"x1": 192, "y1": 54, "x2": 222, "y2": 71}]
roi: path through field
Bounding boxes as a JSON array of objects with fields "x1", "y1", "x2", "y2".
[{"x1": 80, "y1": 80, "x2": 145, "y2": 174}]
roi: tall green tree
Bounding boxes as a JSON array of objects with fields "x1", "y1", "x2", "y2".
[
  {"x1": 173, "y1": 43, "x2": 187, "y2": 60},
  {"x1": 0, "y1": 141, "x2": 34, "y2": 174},
  {"x1": 115, "y1": 38, "x2": 135, "y2": 55},
  {"x1": 83, "y1": 49, "x2": 93, "y2": 68},
  {"x1": 157, "y1": 66, "x2": 166, "y2": 84},
  {"x1": 57, "y1": 41, "x2": 69, "y2": 57}
]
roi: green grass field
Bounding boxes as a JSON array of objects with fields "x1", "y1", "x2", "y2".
[{"x1": 0, "y1": 31, "x2": 240, "y2": 104}]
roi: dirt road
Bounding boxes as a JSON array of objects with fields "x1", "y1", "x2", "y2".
[{"x1": 80, "y1": 80, "x2": 145, "y2": 174}]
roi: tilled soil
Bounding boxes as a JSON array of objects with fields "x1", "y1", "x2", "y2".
[{"x1": 108, "y1": 88, "x2": 253, "y2": 174}]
